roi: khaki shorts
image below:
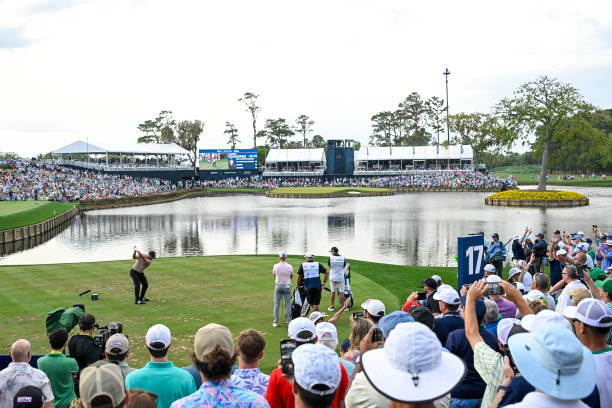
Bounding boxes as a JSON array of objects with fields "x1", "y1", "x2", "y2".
[{"x1": 330, "y1": 280, "x2": 345, "y2": 293}]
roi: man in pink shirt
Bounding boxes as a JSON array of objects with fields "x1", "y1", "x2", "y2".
[{"x1": 273, "y1": 252, "x2": 294, "y2": 328}]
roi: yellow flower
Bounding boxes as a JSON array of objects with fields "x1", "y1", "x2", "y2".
[{"x1": 488, "y1": 190, "x2": 586, "y2": 200}]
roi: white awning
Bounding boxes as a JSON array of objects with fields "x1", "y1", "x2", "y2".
[
  {"x1": 265, "y1": 148, "x2": 326, "y2": 163},
  {"x1": 354, "y1": 145, "x2": 473, "y2": 161},
  {"x1": 52, "y1": 140, "x2": 190, "y2": 155}
]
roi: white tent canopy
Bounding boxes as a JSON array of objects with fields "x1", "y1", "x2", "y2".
[
  {"x1": 265, "y1": 148, "x2": 325, "y2": 163},
  {"x1": 52, "y1": 140, "x2": 190, "y2": 155},
  {"x1": 354, "y1": 145, "x2": 473, "y2": 161}
]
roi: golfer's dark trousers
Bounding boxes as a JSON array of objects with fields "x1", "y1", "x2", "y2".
[{"x1": 130, "y1": 268, "x2": 148, "y2": 300}]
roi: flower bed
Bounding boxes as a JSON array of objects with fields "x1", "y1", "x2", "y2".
[{"x1": 485, "y1": 190, "x2": 588, "y2": 208}]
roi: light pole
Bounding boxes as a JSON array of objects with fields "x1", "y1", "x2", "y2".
[{"x1": 443, "y1": 68, "x2": 450, "y2": 142}]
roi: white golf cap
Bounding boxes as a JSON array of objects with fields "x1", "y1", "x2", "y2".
[
  {"x1": 483, "y1": 264, "x2": 496, "y2": 274},
  {"x1": 605, "y1": 240, "x2": 612, "y2": 246},
  {"x1": 525, "y1": 235, "x2": 532, "y2": 241},
  {"x1": 288, "y1": 317, "x2": 317, "y2": 342},
  {"x1": 361, "y1": 322, "x2": 466, "y2": 403},
  {"x1": 563, "y1": 298, "x2": 612, "y2": 328},
  {"x1": 433, "y1": 287, "x2": 461, "y2": 305},
  {"x1": 513, "y1": 235, "x2": 520, "y2": 240},
  {"x1": 525, "y1": 290, "x2": 545, "y2": 302},
  {"x1": 309, "y1": 311, "x2": 328, "y2": 323},
  {"x1": 145, "y1": 324, "x2": 171, "y2": 349},
  {"x1": 431, "y1": 274, "x2": 442, "y2": 283},
  {"x1": 305, "y1": 252, "x2": 315, "y2": 258},
  {"x1": 521, "y1": 310, "x2": 571, "y2": 333},
  {"x1": 279, "y1": 251, "x2": 287, "y2": 258},
  {"x1": 485, "y1": 275, "x2": 501, "y2": 283},
  {"x1": 362, "y1": 299, "x2": 385, "y2": 317},
  {"x1": 508, "y1": 268, "x2": 522, "y2": 279},
  {"x1": 577, "y1": 231, "x2": 584, "y2": 235},
  {"x1": 315, "y1": 322, "x2": 338, "y2": 341},
  {"x1": 515, "y1": 260, "x2": 527, "y2": 268},
  {"x1": 556, "y1": 249, "x2": 567, "y2": 256},
  {"x1": 292, "y1": 343, "x2": 341, "y2": 396},
  {"x1": 497, "y1": 318, "x2": 521, "y2": 345}
]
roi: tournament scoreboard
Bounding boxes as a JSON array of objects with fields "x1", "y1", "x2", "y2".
[{"x1": 198, "y1": 149, "x2": 258, "y2": 171}]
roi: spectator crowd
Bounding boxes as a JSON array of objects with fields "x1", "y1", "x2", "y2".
[{"x1": 2, "y1": 224, "x2": 611, "y2": 408}]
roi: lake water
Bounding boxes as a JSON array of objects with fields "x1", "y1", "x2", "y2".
[{"x1": 1, "y1": 186, "x2": 609, "y2": 267}]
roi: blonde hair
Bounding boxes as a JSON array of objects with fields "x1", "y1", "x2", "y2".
[{"x1": 349, "y1": 317, "x2": 373, "y2": 350}]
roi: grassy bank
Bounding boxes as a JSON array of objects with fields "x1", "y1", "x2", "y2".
[
  {"x1": 0, "y1": 255, "x2": 455, "y2": 372},
  {"x1": 492, "y1": 165, "x2": 612, "y2": 186},
  {"x1": 270, "y1": 186, "x2": 393, "y2": 195},
  {"x1": 0, "y1": 201, "x2": 75, "y2": 230},
  {"x1": 204, "y1": 187, "x2": 265, "y2": 193}
]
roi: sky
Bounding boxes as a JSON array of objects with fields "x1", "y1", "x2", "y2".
[{"x1": 1, "y1": 0, "x2": 611, "y2": 158}]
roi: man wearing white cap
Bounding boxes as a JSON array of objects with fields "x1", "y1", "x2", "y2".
[
  {"x1": 554, "y1": 265, "x2": 588, "y2": 314},
  {"x1": 483, "y1": 264, "x2": 496, "y2": 276},
  {"x1": 432, "y1": 287, "x2": 464, "y2": 346},
  {"x1": 125, "y1": 324, "x2": 195, "y2": 408},
  {"x1": 508, "y1": 266, "x2": 532, "y2": 294},
  {"x1": 511, "y1": 234, "x2": 526, "y2": 261},
  {"x1": 316, "y1": 322, "x2": 355, "y2": 379},
  {"x1": 596, "y1": 239, "x2": 612, "y2": 270},
  {"x1": 360, "y1": 299, "x2": 385, "y2": 326},
  {"x1": 564, "y1": 298, "x2": 612, "y2": 407},
  {"x1": 273, "y1": 252, "x2": 294, "y2": 328},
  {"x1": 548, "y1": 246, "x2": 568, "y2": 287},
  {"x1": 291, "y1": 344, "x2": 341, "y2": 408},
  {"x1": 361, "y1": 322, "x2": 466, "y2": 407},
  {"x1": 296, "y1": 253, "x2": 329, "y2": 313}
]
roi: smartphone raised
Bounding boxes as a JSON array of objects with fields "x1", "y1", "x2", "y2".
[{"x1": 280, "y1": 339, "x2": 296, "y2": 374}]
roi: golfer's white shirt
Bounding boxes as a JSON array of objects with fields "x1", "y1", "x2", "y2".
[
  {"x1": 555, "y1": 280, "x2": 587, "y2": 313},
  {"x1": 504, "y1": 391, "x2": 588, "y2": 407}
]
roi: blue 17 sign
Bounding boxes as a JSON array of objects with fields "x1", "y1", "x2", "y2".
[{"x1": 457, "y1": 235, "x2": 485, "y2": 289}]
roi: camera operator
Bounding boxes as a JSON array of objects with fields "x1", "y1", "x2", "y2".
[
  {"x1": 532, "y1": 233, "x2": 547, "y2": 274},
  {"x1": 67, "y1": 314, "x2": 103, "y2": 392}
]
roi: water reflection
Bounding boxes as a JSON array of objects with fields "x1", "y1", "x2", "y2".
[{"x1": 0, "y1": 186, "x2": 609, "y2": 267}]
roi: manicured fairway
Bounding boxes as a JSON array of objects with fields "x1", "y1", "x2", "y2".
[
  {"x1": 0, "y1": 255, "x2": 456, "y2": 372},
  {"x1": 492, "y1": 165, "x2": 612, "y2": 187},
  {"x1": 0, "y1": 201, "x2": 75, "y2": 230},
  {"x1": 270, "y1": 186, "x2": 393, "y2": 194}
]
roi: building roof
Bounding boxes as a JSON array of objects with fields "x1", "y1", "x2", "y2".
[
  {"x1": 265, "y1": 148, "x2": 326, "y2": 163},
  {"x1": 52, "y1": 140, "x2": 190, "y2": 155},
  {"x1": 354, "y1": 145, "x2": 473, "y2": 161}
]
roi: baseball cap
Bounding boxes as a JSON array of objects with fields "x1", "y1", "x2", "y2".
[
  {"x1": 577, "y1": 243, "x2": 589, "y2": 252},
  {"x1": 361, "y1": 299, "x2": 385, "y2": 317},
  {"x1": 433, "y1": 287, "x2": 461, "y2": 305},
  {"x1": 409, "y1": 306, "x2": 434, "y2": 329},
  {"x1": 361, "y1": 322, "x2": 466, "y2": 403},
  {"x1": 79, "y1": 363, "x2": 126, "y2": 408},
  {"x1": 340, "y1": 339, "x2": 351, "y2": 353},
  {"x1": 330, "y1": 246, "x2": 339, "y2": 253},
  {"x1": 509, "y1": 324, "x2": 596, "y2": 400},
  {"x1": 292, "y1": 343, "x2": 340, "y2": 396},
  {"x1": 194, "y1": 323, "x2": 234, "y2": 362},
  {"x1": 605, "y1": 240, "x2": 612, "y2": 246},
  {"x1": 483, "y1": 264, "x2": 496, "y2": 274},
  {"x1": 13, "y1": 386, "x2": 43, "y2": 408},
  {"x1": 475, "y1": 299, "x2": 487, "y2": 322},
  {"x1": 562, "y1": 298, "x2": 612, "y2": 328},
  {"x1": 288, "y1": 317, "x2": 317, "y2": 342},
  {"x1": 309, "y1": 311, "x2": 328, "y2": 323},
  {"x1": 105, "y1": 334, "x2": 129, "y2": 355},
  {"x1": 524, "y1": 290, "x2": 545, "y2": 303},
  {"x1": 512, "y1": 234, "x2": 520, "y2": 240},
  {"x1": 421, "y1": 278, "x2": 438, "y2": 290},
  {"x1": 146, "y1": 324, "x2": 171, "y2": 349},
  {"x1": 508, "y1": 268, "x2": 521, "y2": 279},
  {"x1": 590, "y1": 268, "x2": 605, "y2": 281},
  {"x1": 521, "y1": 310, "x2": 572, "y2": 333},
  {"x1": 148, "y1": 250, "x2": 156, "y2": 259},
  {"x1": 305, "y1": 252, "x2": 315, "y2": 258},
  {"x1": 568, "y1": 288, "x2": 591, "y2": 305},
  {"x1": 279, "y1": 251, "x2": 287, "y2": 258},
  {"x1": 586, "y1": 238, "x2": 593, "y2": 244},
  {"x1": 572, "y1": 234, "x2": 582, "y2": 240},
  {"x1": 497, "y1": 318, "x2": 520, "y2": 345},
  {"x1": 431, "y1": 274, "x2": 442, "y2": 284},
  {"x1": 315, "y1": 322, "x2": 338, "y2": 341},
  {"x1": 556, "y1": 248, "x2": 567, "y2": 256},
  {"x1": 485, "y1": 274, "x2": 501, "y2": 283},
  {"x1": 595, "y1": 277, "x2": 612, "y2": 294},
  {"x1": 379, "y1": 311, "x2": 415, "y2": 339},
  {"x1": 515, "y1": 259, "x2": 527, "y2": 268},
  {"x1": 491, "y1": 232, "x2": 499, "y2": 239},
  {"x1": 536, "y1": 232, "x2": 544, "y2": 238},
  {"x1": 525, "y1": 235, "x2": 532, "y2": 241},
  {"x1": 577, "y1": 231, "x2": 584, "y2": 235}
]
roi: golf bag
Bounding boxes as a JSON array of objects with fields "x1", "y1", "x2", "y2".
[
  {"x1": 292, "y1": 283, "x2": 310, "y2": 319},
  {"x1": 337, "y1": 263, "x2": 354, "y2": 309}
]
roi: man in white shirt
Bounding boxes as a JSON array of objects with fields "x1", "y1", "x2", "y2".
[
  {"x1": 273, "y1": 252, "x2": 294, "y2": 328},
  {"x1": 555, "y1": 265, "x2": 588, "y2": 314},
  {"x1": 327, "y1": 246, "x2": 346, "y2": 312}
]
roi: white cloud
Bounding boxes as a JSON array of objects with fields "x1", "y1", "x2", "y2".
[{"x1": 0, "y1": 0, "x2": 611, "y2": 157}]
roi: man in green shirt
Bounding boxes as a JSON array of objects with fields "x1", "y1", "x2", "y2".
[
  {"x1": 125, "y1": 324, "x2": 196, "y2": 408},
  {"x1": 37, "y1": 329, "x2": 78, "y2": 408}
]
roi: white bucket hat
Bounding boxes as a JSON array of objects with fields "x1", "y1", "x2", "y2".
[{"x1": 361, "y1": 322, "x2": 466, "y2": 403}]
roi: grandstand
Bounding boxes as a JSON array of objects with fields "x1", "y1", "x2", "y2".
[
  {"x1": 52, "y1": 140, "x2": 194, "y2": 182},
  {"x1": 354, "y1": 145, "x2": 473, "y2": 175},
  {"x1": 263, "y1": 148, "x2": 326, "y2": 177}
]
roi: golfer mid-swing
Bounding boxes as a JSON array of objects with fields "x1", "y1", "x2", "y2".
[{"x1": 130, "y1": 247, "x2": 156, "y2": 304}]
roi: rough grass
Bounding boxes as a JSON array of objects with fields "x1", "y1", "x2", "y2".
[
  {"x1": 0, "y1": 255, "x2": 455, "y2": 372},
  {"x1": 492, "y1": 165, "x2": 612, "y2": 186},
  {"x1": 0, "y1": 201, "x2": 75, "y2": 230},
  {"x1": 270, "y1": 187, "x2": 393, "y2": 194}
]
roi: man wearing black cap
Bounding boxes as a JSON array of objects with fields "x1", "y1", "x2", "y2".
[
  {"x1": 130, "y1": 247, "x2": 156, "y2": 305},
  {"x1": 407, "y1": 278, "x2": 441, "y2": 315},
  {"x1": 12, "y1": 386, "x2": 44, "y2": 408},
  {"x1": 327, "y1": 247, "x2": 346, "y2": 312}
]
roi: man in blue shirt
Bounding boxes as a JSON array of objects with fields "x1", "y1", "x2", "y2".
[
  {"x1": 597, "y1": 240, "x2": 612, "y2": 270},
  {"x1": 487, "y1": 233, "x2": 506, "y2": 277},
  {"x1": 296, "y1": 252, "x2": 329, "y2": 313},
  {"x1": 125, "y1": 324, "x2": 196, "y2": 408},
  {"x1": 432, "y1": 286, "x2": 464, "y2": 346}
]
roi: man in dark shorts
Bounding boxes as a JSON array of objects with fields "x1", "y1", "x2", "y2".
[
  {"x1": 130, "y1": 247, "x2": 156, "y2": 305},
  {"x1": 296, "y1": 252, "x2": 329, "y2": 313}
]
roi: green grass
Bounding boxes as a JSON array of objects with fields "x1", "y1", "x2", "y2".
[
  {"x1": 0, "y1": 201, "x2": 75, "y2": 230},
  {"x1": 0, "y1": 255, "x2": 455, "y2": 372},
  {"x1": 492, "y1": 165, "x2": 612, "y2": 186},
  {"x1": 270, "y1": 187, "x2": 393, "y2": 195}
]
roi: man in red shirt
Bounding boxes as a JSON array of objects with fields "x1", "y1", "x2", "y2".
[{"x1": 266, "y1": 317, "x2": 349, "y2": 408}]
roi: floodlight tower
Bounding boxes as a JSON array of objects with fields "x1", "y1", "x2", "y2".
[{"x1": 443, "y1": 68, "x2": 450, "y2": 142}]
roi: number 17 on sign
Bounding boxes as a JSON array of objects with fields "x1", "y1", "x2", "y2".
[{"x1": 465, "y1": 245, "x2": 483, "y2": 276}]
